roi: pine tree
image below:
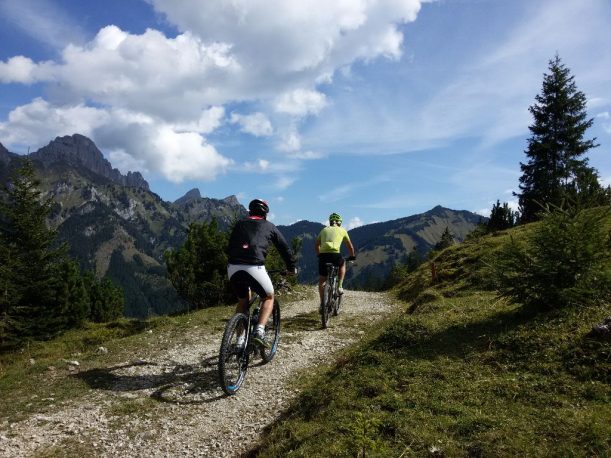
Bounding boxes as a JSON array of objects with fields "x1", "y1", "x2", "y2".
[
  {"x1": 487, "y1": 200, "x2": 516, "y2": 232},
  {"x1": 54, "y1": 260, "x2": 90, "y2": 327},
  {"x1": 517, "y1": 55, "x2": 603, "y2": 222},
  {"x1": 0, "y1": 235, "x2": 19, "y2": 346},
  {"x1": 434, "y1": 226, "x2": 455, "y2": 252},
  {"x1": 84, "y1": 271, "x2": 124, "y2": 322},
  {"x1": 0, "y1": 160, "x2": 69, "y2": 340},
  {"x1": 165, "y1": 219, "x2": 231, "y2": 308}
]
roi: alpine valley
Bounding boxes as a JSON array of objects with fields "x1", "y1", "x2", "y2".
[{"x1": 0, "y1": 134, "x2": 483, "y2": 317}]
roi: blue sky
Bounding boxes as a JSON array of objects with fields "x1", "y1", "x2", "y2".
[{"x1": 1, "y1": 0, "x2": 610, "y2": 228}]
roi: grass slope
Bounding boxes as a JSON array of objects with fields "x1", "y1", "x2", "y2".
[{"x1": 253, "y1": 219, "x2": 611, "y2": 457}]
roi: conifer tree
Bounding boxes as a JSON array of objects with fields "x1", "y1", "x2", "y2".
[
  {"x1": 487, "y1": 200, "x2": 516, "y2": 232},
  {"x1": 0, "y1": 160, "x2": 69, "y2": 340},
  {"x1": 433, "y1": 226, "x2": 454, "y2": 252},
  {"x1": 84, "y1": 271, "x2": 124, "y2": 322},
  {"x1": 54, "y1": 260, "x2": 90, "y2": 327},
  {"x1": 165, "y1": 219, "x2": 231, "y2": 308},
  {"x1": 517, "y1": 55, "x2": 604, "y2": 222},
  {"x1": 0, "y1": 235, "x2": 19, "y2": 345}
]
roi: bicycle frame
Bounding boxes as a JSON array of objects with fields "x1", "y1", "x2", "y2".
[
  {"x1": 321, "y1": 258, "x2": 354, "y2": 328},
  {"x1": 218, "y1": 270, "x2": 285, "y2": 395},
  {"x1": 321, "y1": 263, "x2": 340, "y2": 328}
]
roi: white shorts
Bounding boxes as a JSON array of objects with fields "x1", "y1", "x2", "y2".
[{"x1": 227, "y1": 264, "x2": 274, "y2": 298}]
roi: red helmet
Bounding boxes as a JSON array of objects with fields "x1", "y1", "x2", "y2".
[{"x1": 248, "y1": 198, "x2": 269, "y2": 216}]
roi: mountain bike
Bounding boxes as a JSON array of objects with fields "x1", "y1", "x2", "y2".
[
  {"x1": 218, "y1": 271, "x2": 284, "y2": 395},
  {"x1": 320, "y1": 258, "x2": 353, "y2": 329}
]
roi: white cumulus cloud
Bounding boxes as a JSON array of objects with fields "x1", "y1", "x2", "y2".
[
  {"x1": 0, "y1": 0, "x2": 427, "y2": 181},
  {"x1": 0, "y1": 98, "x2": 109, "y2": 147},
  {"x1": 151, "y1": 127, "x2": 232, "y2": 183},
  {"x1": 347, "y1": 216, "x2": 364, "y2": 229},
  {"x1": 275, "y1": 89, "x2": 327, "y2": 117},
  {"x1": 278, "y1": 129, "x2": 302, "y2": 153},
  {"x1": 230, "y1": 112, "x2": 273, "y2": 136},
  {"x1": 0, "y1": 56, "x2": 41, "y2": 84}
]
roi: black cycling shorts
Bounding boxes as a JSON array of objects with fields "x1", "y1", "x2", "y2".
[{"x1": 318, "y1": 252, "x2": 344, "y2": 276}]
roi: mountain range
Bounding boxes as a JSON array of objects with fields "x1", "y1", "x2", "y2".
[{"x1": 0, "y1": 134, "x2": 484, "y2": 317}]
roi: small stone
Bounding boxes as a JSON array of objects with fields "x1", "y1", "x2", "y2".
[
  {"x1": 97, "y1": 346, "x2": 109, "y2": 354},
  {"x1": 29, "y1": 358, "x2": 36, "y2": 365}
]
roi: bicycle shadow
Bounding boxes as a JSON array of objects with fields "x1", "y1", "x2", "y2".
[
  {"x1": 74, "y1": 352, "x2": 227, "y2": 404},
  {"x1": 283, "y1": 311, "x2": 320, "y2": 332}
]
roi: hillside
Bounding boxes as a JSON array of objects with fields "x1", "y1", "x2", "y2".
[
  {"x1": 279, "y1": 206, "x2": 483, "y2": 287},
  {"x1": 347, "y1": 205, "x2": 483, "y2": 288},
  {"x1": 253, "y1": 214, "x2": 610, "y2": 456}
]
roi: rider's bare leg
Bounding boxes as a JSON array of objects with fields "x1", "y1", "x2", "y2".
[
  {"x1": 339, "y1": 262, "x2": 346, "y2": 286},
  {"x1": 235, "y1": 294, "x2": 249, "y2": 315},
  {"x1": 234, "y1": 295, "x2": 250, "y2": 340},
  {"x1": 318, "y1": 275, "x2": 327, "y2": 303},
  {"x1": 258, "y1": 294, "x2": 274, "y2": 326}
]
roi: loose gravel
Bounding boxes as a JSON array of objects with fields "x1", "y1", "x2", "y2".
[{"x1": 0, "y1": 288, "x2": 399, "y2": 457}]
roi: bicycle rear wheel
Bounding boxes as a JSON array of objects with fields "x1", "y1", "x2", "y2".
[
  {"x1": 218, "y1": 313, "x2": 249, "y2": 395},
  {"x1": 333, "y1": 287, "x2": 342, "y2": 316},
  {"x1": 321, "y1": 281, "x2": 333, "y2": 329},
  {"x1": 260, "y1": 299, "x2": 281, "y2": 362}
]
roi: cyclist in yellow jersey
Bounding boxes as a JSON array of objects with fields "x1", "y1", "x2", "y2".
[{"x1": 315, "y1": 213, "x2": 356, "y2": 310}]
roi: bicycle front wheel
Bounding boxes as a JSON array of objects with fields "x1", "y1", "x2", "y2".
[
  {"x1": 260, "y1": 299, "x2": 281, "y2": 363},
  {"x1": 218, "y1": 313, "x2": 249, "y2": 395}
]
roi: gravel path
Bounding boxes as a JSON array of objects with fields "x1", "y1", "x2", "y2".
[{"x1": 0, "y1": 288, "x2": 399, "y2": 457}]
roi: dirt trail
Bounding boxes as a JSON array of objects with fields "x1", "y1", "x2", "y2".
[{"x1": 0, "y1": 288, "x2": 399, "y2": 457}]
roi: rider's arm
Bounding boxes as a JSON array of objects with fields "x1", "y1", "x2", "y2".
[
  {"x1": 345, "y1": 238, "x2": 356, "y2": 258},
  {"x1": 315, "y1": 238, "x2": 321, "y2": 256},
  {"x1": 271, "y1": 225, "x2": 296, "y2": 271},
  {"x1": 343, "y1": 228, "x2": 356, "y2": 259}
]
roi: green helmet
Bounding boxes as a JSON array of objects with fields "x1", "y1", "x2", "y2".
[{"x1": 329, "y1": 212, "x2": 342, "y2": 225}]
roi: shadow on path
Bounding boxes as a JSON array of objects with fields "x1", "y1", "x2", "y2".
[
  {"x1": 75, "y1": 352, "x2": 226, "y2": 404},
  {"x1": 283, "y1": 312, "x2": 321, "y2": 332}
]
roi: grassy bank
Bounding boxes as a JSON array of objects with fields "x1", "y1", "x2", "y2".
[
  {"x1": 254, "y1": 216, "x2": 611, "y2": 456},
  {"x1": 255, "y1": 292, "x2": 609, "y2": 456}
]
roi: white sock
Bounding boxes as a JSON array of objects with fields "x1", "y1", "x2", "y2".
[{"x1": 255, "y1": 324, "x2": 265, "y2": 335}]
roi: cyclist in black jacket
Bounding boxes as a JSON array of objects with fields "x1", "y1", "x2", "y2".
[{"x1": 227, "y1": 199, "x2": 296, "y2": 347}]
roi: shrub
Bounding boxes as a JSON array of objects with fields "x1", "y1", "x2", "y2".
[{"x1": 492, "y1": 206, "x2": 611, "y2": 309}]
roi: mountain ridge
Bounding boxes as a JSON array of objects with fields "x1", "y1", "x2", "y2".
[
  {"x1": 28, "y1": 134, "x2": 150, "y2": 190},
  {"x1": 0, "y1": 134, "x2": 484, "y2": 314}
]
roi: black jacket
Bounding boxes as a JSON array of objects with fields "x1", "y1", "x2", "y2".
[{"x1": 227, "y1": 217, "x2": 295, "y2": 269}]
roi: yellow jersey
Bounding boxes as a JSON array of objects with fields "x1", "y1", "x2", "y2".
[{"x1": 317, "y1": 225, "x2": 350, "y2": 254}]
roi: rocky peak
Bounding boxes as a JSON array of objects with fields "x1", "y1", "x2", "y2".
[
  {"x1": 222, "y1": 195, "x2": 241, "y2": 206},
  {"x1": 29, "y1": 134, "x2": 149, "y2": 190},
  {"x1": 0, "y1": 142, "x2": 13, "y2": 164},
  {"x1": 174, "y1": 188, "x2": 202, "y2": 206}
]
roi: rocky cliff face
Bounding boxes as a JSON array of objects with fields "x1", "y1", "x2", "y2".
[
  {"x1": 29, "y1": 134, "x2": 149, "y2": 190},
  {"x1": 0, "y1": 143, "x2": 15, "y2": 164},
  {"x1": 174, "y1": 188, "x2": 202, "y2": 206},
  {"x1": 173, "y1": 188, "x2": 247, "y2": 229}
]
